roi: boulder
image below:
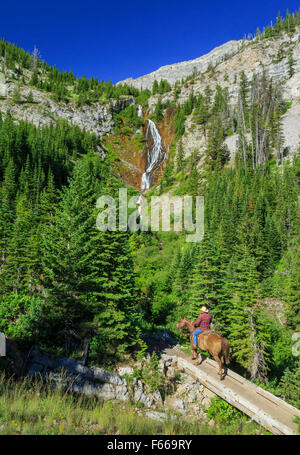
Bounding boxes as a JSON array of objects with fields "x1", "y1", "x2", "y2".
[
  {"x1": 145, "y1": 411, "x2": 168, "y2": 422},
  {"x1": 117, "y1": 366, "x2": 134, "y2": 376},
  {"x1": 25, "y1": 346, "x2": 163, "y2": 409},
  {"x1": 201, "y1": 397, "x2": 211, "y2": 409}
]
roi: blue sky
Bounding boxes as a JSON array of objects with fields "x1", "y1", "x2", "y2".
[{"x1": 1, "y1": 1, "x2": 299, "y2": 83}]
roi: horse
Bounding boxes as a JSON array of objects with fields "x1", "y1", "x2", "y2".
[{"x1": 176, "y1": 316, "x2": 230, "y2": 380}]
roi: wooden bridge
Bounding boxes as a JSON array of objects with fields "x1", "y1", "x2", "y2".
[{"x1": 165, "y1": 346, "x2": 300, "y2": 435}]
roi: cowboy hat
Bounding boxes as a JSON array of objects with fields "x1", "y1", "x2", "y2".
[{"x1": 200, "y1": 306, "x2": 209, "y2": 313}]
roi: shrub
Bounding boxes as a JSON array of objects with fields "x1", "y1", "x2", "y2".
[
  {"x1": 206, "y1": 396, "x2": 247, "y2": 426},
  {"x1": 133, "y1": 351, "x2": 166, "y2": 395}
]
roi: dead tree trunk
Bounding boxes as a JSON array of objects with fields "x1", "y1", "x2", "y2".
[{"x1": 244, "y1": 309, "x2": 268, "y2": 383}]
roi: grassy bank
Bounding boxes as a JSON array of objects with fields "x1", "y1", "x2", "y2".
[{"x1": 0, "y1": 374, "x2": 268, "y2": 435}]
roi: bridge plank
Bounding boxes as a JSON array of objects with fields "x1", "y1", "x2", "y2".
[{"x1": 165, "y1": 346, "x2": 300, "y2": 435}]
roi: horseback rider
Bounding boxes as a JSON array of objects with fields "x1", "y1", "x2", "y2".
[{"x1": 192, "y1": 306, "x2": 211, "y2": 349}]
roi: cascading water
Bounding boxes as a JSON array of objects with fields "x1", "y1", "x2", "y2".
[
  {"x1": 141, "y1": 119, "x2": 164, "y2": 190},
  {"x1": 137, "y1": 104, "x2": 143, "y2": 118},
  {"x1": 136, "y1": 104, "x2": 165, "y2": 217},
  {"x1": 136, "y1": 193, "x2": 144, "y2": 216}
]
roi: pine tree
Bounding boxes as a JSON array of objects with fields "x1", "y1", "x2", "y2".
[
  {"x1": 172, "y1": 245, "x2": 195, "y2": 302},
  {"x1": 161, "y1": 160, "x2": 174, "y2": 190},
  {"x1": 0, "y1": 158, "x2": 16, "y2": 276},
  {"x1": 192, "y1": 94, "x2": 210, "y2": 135},
  {"x1": 152, "y1": 80, "x2": 159, "y2": 95},
  {"x1": 176, "y1": 138, "x2": 184, "y2": 174},
  {"x1": 174, "y1": 108, "x2": 185, "y2": 138},
  {"x1": 279, "y1": 361, "x2": 300, "y2": 408},
  {"x1": 187, "y1": 152, "x2": 200, "y2": 197},
  {"x1": 40, "y1": 158, "x2": 140, "y2": 357},
  {"x1": 153, "y1": 97, "x2": 164, "y2": 122},
  {"x1": 41, "y1": 159, "x2": 102, "y2": 327},
  {"x1": 206, "y1": 116, "x2": 229, "y2": 171},
  {"x1": 288, "y1": 52, "x2": 295, "y2": 78},
  {"x1": 226, "y1": 247, "x2": 259, "y2": 371},
  {"x1": 1, "y1": 193, "x2": 35, "y2": 292},
  {"x1": 274, "y1": 11, "x2": 282, "y2": 35},
  {"x1": 285, "y1": 245, "x2": 300, "y2": 330},
  {"x1": 26, "y1": 90, "x2": 34, "y2": 103},
  {"x1": 188, "y1": 236, "x2": 220, "y2": 319},
  {"x1": 11, "y1": 85, "x2": 22, "y2": 103},
  {"x1": 38, "y1": 170, "x2": 59, "y2": 224}
]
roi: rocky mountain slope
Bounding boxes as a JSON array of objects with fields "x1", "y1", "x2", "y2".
[
  {"x1": 1, "y1": 25, "x2": 299, "y2": 184},
  {"x1": 120, "y1": 30, "x2": 300, "y2": 103},
  {"x1": 156, "y1": 31, "x2": 300, "y2": 159},
  {"x1": 0, "y1": 65, "x2": 134, "y2": 140},
  {"x1": 118, "y1": 39, "x2": 243, "y2": 90}
]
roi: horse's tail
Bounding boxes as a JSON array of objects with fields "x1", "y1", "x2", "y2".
[{"x1": 223, "y1": 339, "x2": 230, "y2": 365}]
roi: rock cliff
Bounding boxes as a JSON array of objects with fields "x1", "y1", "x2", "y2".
[
  {"x1": 151, "y1": 29, "x2": 300, "y2": 162},
  {"x1": 118, "y1": 39, "x2": 243, "y2": 90},
  {"x1": 0, "y1": 67, "x2": 134, "y2": 139}
]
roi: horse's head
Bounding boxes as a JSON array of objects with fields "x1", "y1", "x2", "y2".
[{"x1": 176, "y1": 315, "x2": 188, "y2": 330}]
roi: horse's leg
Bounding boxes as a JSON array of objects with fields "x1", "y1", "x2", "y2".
[
  {"x1": 191, "y1": 346, "x2": 197, "y2": 360},
  {"x1": 190, "y1": 336, "x2": 196, "y2": 360},
  {"x1": 195, "y1": 352, "x2": 204, "y2": 366},
  {"x1": 193, "y1": 350, "x2": 199, "y2": 365},
  {"x1": 220, "y1": 355, "x2": 225, "y2": 379},
  {"x1": 192, "y1": 345, "x2": 199, "y2": 363},
  {"x1": 194, "y1": 335, "x2": 204, "y2": 366},
  {"x1": 222, "y1": 355, "x2": 229, "y2": 379},
  {"x1": 213, "y1": 354, "x2": 223, "y2": 380}
]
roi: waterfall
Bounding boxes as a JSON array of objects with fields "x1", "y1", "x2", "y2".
[
  {"x1": 136, "y1": 104, "x2": 164, "y2": 191},
  {"x1": 136, "y1": 105, "x2": 145, "y2": 218},
  {"x1": 137, "y1": 104, "x2": 143, "y2": 118},
  {"x1": 136, "y1": 104, "x2": 164, "y2": 220},
  {"x1": 137, "y1": 104, "x2": 165, "y2": 224},
  {"x1": 141, "y1": 119, "x2": 164, "y2": 190},
  {"x1": 136, "y1": 193, "x2": 144, "y2": 216}
]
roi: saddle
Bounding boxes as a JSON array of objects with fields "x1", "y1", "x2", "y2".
[
  {"x1": 197, "y1": 330, "x2": 215, "y2": 345},
  {"x1": 200, "y1": 330, "x2": 215, "y2": 336}
]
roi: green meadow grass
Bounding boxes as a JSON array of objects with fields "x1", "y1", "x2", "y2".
[{"x1": 0, "y1": 373, "x2": 266, "y2": 435}]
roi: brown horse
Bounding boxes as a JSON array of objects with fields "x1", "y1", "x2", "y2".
[{"x1": 176, "y1": 316, "x2": 230, "y2": 380}]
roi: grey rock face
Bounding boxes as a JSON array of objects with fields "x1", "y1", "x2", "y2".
[
  {"x1": 0, "y1": 71, "x2": 134, "y2": 139},
  {"x1": 0, "y1": 72, "x2": 6, "y2": 97},
  {"x1": 145, "y1": 410, "x2": 168, "y2": 421},
  {"x1": 173, "y1": 398, "x2": 186, "y2": 410},
  {"x1": 118, "y1": 40, "x2": 243, "y2": 90},
  {"x1": 117, "y1": 366, "x2": 134, "y2": 376},
  {"x1": 171, "y1": 399, "x2": 187, "y2": 414},
  {"x1": 26, "y1": 346, "x2": 160, "y2": 408},
  {"x1": 90, "y1": 365, "x2": 125, "y2": 385},
  {"x1": 166, "y1": 29, "x2": 300, "y2": 163},
  {"x1": 281, "y1": 100, "x2": 300, "y2": 157}
]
